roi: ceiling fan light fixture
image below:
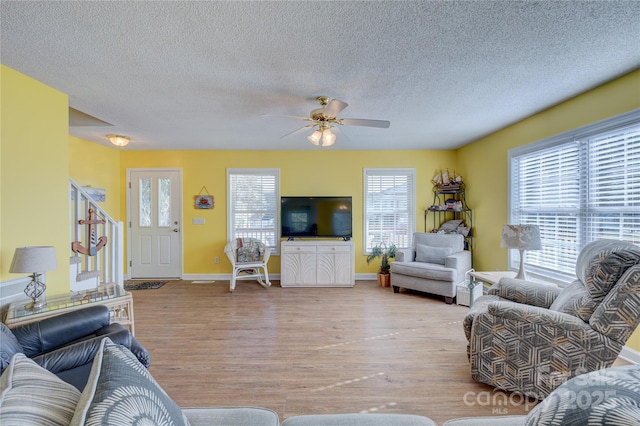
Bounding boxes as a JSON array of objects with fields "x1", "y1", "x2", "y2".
[
  {"x1": 107, "y1": 134, "x2": 130, "y2": 147},
  {"x1": 308, "y1": 130, "x2": 322, "y2": 145},
  {"x1": 321, "y1": 129, "x2": 335, "y2": 147}
]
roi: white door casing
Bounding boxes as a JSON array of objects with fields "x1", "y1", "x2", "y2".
[{"x1": 128, "y1": 169, "x2": 182, "y2": 278}]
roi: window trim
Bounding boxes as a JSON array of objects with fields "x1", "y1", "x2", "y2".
[
  {"x1": 363, "y1": 168, "x2": 416, "y2": 254},
  {"x1": 507, "y1": 108, "x2": 640, "y2": 284},
  {"x1": 226, "y1": 168, "x2": 280, "y2": 254}
]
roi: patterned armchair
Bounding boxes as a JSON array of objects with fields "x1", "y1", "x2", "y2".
[{"x1": 464, "y1": 239, "x2": 640, "y2": 399}]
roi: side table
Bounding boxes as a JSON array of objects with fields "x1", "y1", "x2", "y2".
[
  {"x1": 5, "y1": 283, "x2": 135, "y2": 335},
  {"x1": 468, "y1": 270, "x2": 515, "y2": 287}
]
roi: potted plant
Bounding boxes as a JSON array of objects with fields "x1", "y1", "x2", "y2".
[{"x1": 366, "y1": 242, "x2": 397, "y2": 287}]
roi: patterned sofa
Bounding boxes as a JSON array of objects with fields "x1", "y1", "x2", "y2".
[{"x1": 464, "y1": 239, "x2": 640, "y2": 399}]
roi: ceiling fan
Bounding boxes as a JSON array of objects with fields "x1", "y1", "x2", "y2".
[{"x1": 277, "y1": 96, "x2": 390, "y2": 147}]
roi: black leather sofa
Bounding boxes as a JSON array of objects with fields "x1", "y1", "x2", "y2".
[{"x1": 1, "y1": 304, "x2": 150, "y2": 390}]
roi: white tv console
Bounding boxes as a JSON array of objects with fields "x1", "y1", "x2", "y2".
[{"x1": 280, "y1": 239, "x2": 354, "y2": 287}]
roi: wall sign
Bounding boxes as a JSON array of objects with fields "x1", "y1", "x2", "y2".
[{"x1": 194, "y1": 186, "x2": 214, "y2": 209}]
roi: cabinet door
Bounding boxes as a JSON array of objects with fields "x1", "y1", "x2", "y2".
[
  {"x1": 332, "y1": 251, "x2": 353, "y2": 284},
  {"x1": 281, "y1": 246, "x2": 316, "y2": 286},
  {"x1": 317, "y1": 245, "x2": 353, "y2": 285}
]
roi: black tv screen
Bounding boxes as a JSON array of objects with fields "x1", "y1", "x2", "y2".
[{"x1": 281, "y1": 196, "x2": 352, "y2": 238}]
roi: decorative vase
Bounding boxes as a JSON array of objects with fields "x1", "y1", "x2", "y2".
[{"x1": 378, "y1": 272, "x2": 391, "y2": 287}]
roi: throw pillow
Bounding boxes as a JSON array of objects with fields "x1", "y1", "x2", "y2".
[
  {"x1": 71, "y1": 338, "x2": 190, "y2": 426},
  {"x1": 549, "y1": 280, "x2": 597, "y2": 322},
  {"x1": 438, "y1": 219, "x2": 463, "y2": 233},
  {"x1": 455, "y1": 226, "x2": 470, "y2": 237},
  {"x1": 0, "y1": 324, "x2": 23, "y2": 374},
  {"x1": 0, "y1": 353, "x2": 81, "y2": 426},
  {"x1": 236, "y1": 238, "x2": 261, "y2": 263},
  {"x1": 525, "y1": 364, "x2": 640, "y2": 426},
  {"x1": 416, "y1": 244, "x2": 454, "y2": 265}
]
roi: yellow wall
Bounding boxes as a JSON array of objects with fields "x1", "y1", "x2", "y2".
[
  {"x1": 4, "y1": 63, "x2": 638, "y2": 352},
  {"x1": 0, "y1": 65, "x2": 70, "y2": 296},
  {"x1": 119, "y1": 150, "x2": 457, "y2": 274},
  {"x1": 69, "y1": 136, "x2": 122, "y2": 220},
  {"x1": 458, "y1": 68, "x2": 640, "y2": 351}
]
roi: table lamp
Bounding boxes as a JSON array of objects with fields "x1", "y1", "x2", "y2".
[
  {"x1": 500, "y1": 225, "x2": 542, "y2": 280},
  {"x1": 9, "y1": 246, "x2": 58, "y2": 309}
]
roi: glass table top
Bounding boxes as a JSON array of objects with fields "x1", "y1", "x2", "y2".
[{"x1": 8, "y1": 283, "x2": 128, "y2": 321}]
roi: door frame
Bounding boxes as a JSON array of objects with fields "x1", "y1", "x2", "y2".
[{"x1": 126, "y1": 168, "x2": 184, "y2": 279}]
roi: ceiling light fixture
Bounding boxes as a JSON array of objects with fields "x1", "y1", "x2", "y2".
[
  {"x1": 307, "y1": 125, "x2": 335, "y2": 147},
  {"x1": 321, "y1": 128, "x2": 336, "y2": 146},
  {"x1": 308, "y1": 130, "x2": 322, "y2": 145},
  {"x1": 107, "y1": 134, "x2": 130, "y2": 147}
]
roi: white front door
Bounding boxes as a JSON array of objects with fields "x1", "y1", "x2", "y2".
[{"x1": 128, "y1": 169, "x2": 182, "y2": 278}]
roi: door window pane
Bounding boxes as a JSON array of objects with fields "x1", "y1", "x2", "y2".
[
  {"x1": 139, "y1": 178, "x2": 151, "y2": 227},
  {"x1": 158, "y1": 178, "x2": 171, "y2": 227}
]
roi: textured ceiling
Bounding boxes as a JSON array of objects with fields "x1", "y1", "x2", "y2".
[{"x1": 2, "y1": 1, "x2": 639, "y2": 150}]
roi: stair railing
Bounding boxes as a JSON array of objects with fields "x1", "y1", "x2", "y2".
[{"x1": 69, "y1": 178, "x2": 124, "y2": 287}]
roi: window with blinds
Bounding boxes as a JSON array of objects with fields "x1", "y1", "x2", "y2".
[
  {"x1": 227, "y1": 168, "x2": 280, "y2": 252},
  {"x1": 509, "y1": 110, "x2": 640, "y2": 283},
  {"x1": 364, "y1": 168, "x2": 416, "y2": 252}
]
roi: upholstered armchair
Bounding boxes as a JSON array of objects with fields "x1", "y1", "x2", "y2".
[
  {"x1": 1, "y1": 304, "x2": 150, "y2": 390},
  {"x1": 391, "y1": 233, "x2": 472, "y2": 304},
  {"x1": 464, "y1": 239, "x2": 640, "y2": 399}
]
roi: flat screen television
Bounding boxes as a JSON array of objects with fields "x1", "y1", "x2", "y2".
[{"x1": 281, "y1": 196, "x2": 352, "y2": 239}]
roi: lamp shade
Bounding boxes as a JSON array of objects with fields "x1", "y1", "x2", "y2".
[
  {"x1": 321, "y1": 128, "x2": 336, "y2": 146},
  {"x1": 500, "y1": 225, "x2": 542, "y2": 250},
  {"x1": 9, "y1": 246, "x2": 58, "y2": 273},
  {"x1": 307, "y1": 130, "x2": 322, "y2": 145}
]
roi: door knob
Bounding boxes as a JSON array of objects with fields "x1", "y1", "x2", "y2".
[{"x1": 173, "y1": 228, "x2": 179, "y2": 232}]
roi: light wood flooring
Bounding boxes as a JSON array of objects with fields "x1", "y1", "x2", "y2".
[{"x1": 130, "y1": 280, "x2": 628, "y2": 424}]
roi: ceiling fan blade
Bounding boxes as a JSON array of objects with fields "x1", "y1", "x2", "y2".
[
  {"x1": 261, "y1": 114, "x2": 313, "y2": 121},
  {"x1": 322, "y1": 99, "x2": 349, "y2": 118},
  {"x1": 280, "y1": 124, "x2": 316, "y2": 139},
  {"x1": 340, "y1": 118, "x2": 390, "y2": 128}
]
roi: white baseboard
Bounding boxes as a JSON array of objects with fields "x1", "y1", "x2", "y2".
[
  {"x1": 181, "y1": 273, "x2": 282, "y2": 281},
  {"x1": 132, "y1": 274, "x2": 377, "y2": 282},
  {"x1": 181, "y1": 274, "x2": 379, "y2": 281},
  {"x1": 356, "y1": 273, "x2": 378, "y2": 280},
  {"x1": 620, "y1": 345, "x2": 640, "y2": 365}
]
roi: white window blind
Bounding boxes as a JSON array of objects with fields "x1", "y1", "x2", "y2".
[
  {"x1": 509, "y1": 110, "x2": 640, "y2": 283},
  {"x1": 364, "y1": 168, "x2": 416, "y2": 252},
  {"x1": 227, "y1": 168, "x2": 280, "y2": 252}
]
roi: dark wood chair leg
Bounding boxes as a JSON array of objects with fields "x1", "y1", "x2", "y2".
[
  {"x1": 444, "y1": 296, "x2": 454, "y2": 304},
  {"x1": 392, "y1": 286, "x2": 400, "y2": 293}
]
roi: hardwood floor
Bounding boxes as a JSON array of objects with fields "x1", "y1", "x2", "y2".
[{"x1": 130, "y1": 280, "x2": 626, "y2": 424}]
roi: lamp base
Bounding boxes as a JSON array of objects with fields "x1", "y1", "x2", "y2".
[
  {"x1": 515, "y1": 249, "x2": 527, "y2": 280},
  {"x1": 25, "y1": 299, "x2": 47, "y2": 310},
  {"x1": 24, "y1": 274, "x2": 47, "y2": 310}
]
